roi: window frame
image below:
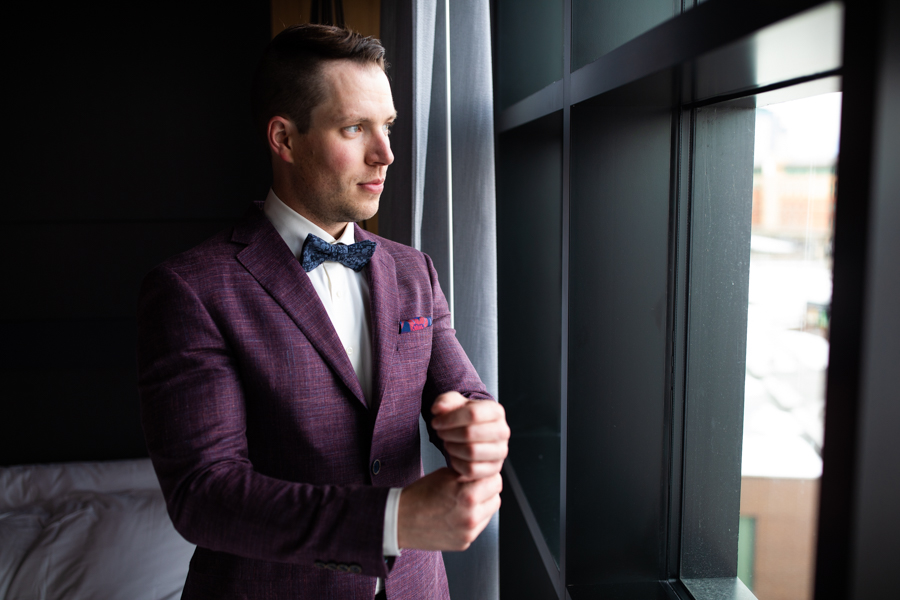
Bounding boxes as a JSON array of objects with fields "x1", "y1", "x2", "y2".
[{"x1": 492, "y1": 0, "x2": 898, "y2": 598}]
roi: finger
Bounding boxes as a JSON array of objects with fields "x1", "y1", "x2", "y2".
[
  {"x1": 468, "y1": 483, "x2": 503, "y2": 523},
  {"x1": 470, "y1": 498, "x2": 502, "y2": 536},
  {"x1": 454, "y1": 461, "x2": 504, "y2": 482},
  {"x1": 432, "y1": 400, "x2": 506, "y2": 430},
  {"x1": 443, "y1": 440, "x2": 509, "y2": 462},
  {"x1": 436, "y1": 421, "x2": 511, "y2": 444},
  {"x1": 430, "y1": 391, "x2": 469, "y2": 416},
  {"x1": 432, "y1": 399, "x2": 504, "y2": 428},
  {"x1": 456, "y1": 473, "x2": 503, "y2": 503},
  {"x1": 480, "y1": 492, "x2": 502, "y2": 520},
  {"x1": 457, "y1": 503, "x2": 501, "y2": 550},
  {"x1": 451, "y1": 458, "x2": 505, "y2": 482}
]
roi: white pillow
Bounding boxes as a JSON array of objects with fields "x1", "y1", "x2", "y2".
[
  {"x1": 0, "y1": 504, "x2": 49, "y2": 598},
  {"x1": 0, "y1": 459, "x2": 161, "y2": 510},
  {"x1": 0, "y1": 460, "x2": 194, "y2": 600}
]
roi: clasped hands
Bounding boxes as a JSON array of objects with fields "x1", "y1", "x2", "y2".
[{"x1": 398, "y1": 392, "x2": 510, "y2": 551}]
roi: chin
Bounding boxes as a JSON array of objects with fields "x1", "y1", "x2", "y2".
[{"x1": 351, "y1": 200, "x2": 380, "y2": 223}]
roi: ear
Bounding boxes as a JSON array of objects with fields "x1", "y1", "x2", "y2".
[{"x1": 267, "y1": 116, "x2": 296, "y2": 164}]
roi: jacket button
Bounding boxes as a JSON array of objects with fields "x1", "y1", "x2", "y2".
[{"x1": 372, "y1": 459, "x2": 381, "y2": 475}]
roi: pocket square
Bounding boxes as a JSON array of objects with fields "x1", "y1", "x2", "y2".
[{"x1": 399, "y1": 317, "x2": 432, "y2": 333}]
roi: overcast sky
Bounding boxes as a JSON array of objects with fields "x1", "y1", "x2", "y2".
[{"x1": 754, "y1": 92, "x2": 843, "y2": 166}]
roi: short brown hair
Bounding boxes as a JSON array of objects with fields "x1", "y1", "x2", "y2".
[{"x1": 251, "y1": 24, "x2": 386, "y2": 137}]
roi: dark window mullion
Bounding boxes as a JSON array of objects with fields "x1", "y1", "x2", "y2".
[
  {"x1": 569, "y1": 0, "x2": 829, "y2": 105},
  {"x1": 496, "y1": 80, "x2": 565, "y2": 133},
  {"x1": 663, "y1": 100, "x2": 693, "y2": 583},
  {"x1": 560, "y1": 0, "x2": 572, "y2": 597}
]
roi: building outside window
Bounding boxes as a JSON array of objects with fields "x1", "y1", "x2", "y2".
[{"x1": 738, "y1": 92, "x2": 841, "y2": 600}]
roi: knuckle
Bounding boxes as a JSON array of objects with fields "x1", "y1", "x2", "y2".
[
  {"x1": 456, "y1": 513, "x2": 474, "y2": 531},
  {"x1": 457, "y1": 444, "x2": 475, "y2": 460},
  {"x1": 456, "y1": 457, "x2": 474, "y2": 472},
  {"x1": 466, "y1": 504, "x2": 484, "y2": 523},
  {"x1": 452, "y1": 459, "x2": 474, "y2": 477},
  {"x1": 463, "y1": 515, "x2": 480, "y2": 531}
]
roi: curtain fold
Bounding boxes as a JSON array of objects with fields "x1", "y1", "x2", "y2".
[
  {"x1": 415, "y1": 0, "x2": 498, "y2": 398},
  {"x1": 381, "y1": 1, "x2": 499, "y2": 598}
]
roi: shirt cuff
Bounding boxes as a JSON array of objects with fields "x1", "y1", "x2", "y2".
[{"x1": 383, "y1": 487, "x2": 403, "y2": 557}]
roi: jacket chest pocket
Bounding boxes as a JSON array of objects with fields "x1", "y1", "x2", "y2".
[
  {"x1": 392, "y1": 330, "x2": 433, "y2": 390},
  {"x1": 398, "y1": 328, "x2": 432, "y2": 350}
]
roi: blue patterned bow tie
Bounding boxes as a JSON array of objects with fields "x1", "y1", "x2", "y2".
[{"x1": 300, "y1": 233, "x2": 376, "y2": 272}]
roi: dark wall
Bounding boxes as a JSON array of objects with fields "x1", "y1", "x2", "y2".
[{"x1": 1, "y1": 1, "x2": 272, "y2": 466}]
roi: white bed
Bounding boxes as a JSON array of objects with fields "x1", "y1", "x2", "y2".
[{"x1": 0, "y1": 459, "x2": 194, "y2": 600}]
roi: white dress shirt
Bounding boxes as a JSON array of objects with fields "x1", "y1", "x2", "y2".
[{"x1": 263, "y1": 190, "x2": 402, "y2": 589}]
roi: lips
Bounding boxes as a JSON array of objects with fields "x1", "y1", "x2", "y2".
[{"x1": 358, "y1": 178, "x2": 385, "y2": 194}]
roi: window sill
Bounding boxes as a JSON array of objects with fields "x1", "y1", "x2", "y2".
[{"x1": 681, "y1": 577, "x2": 756, "y2": 600}]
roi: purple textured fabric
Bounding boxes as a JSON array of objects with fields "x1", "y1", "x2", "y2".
[{"x1": 137, "y1": 203, "x2": 492, "y2": 599}]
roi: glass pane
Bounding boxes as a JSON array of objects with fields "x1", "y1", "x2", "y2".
[
  {"x1": 497, "y1": 112, "x2": 563, "y2": 563},
  {"x1": 496, "y1": 0, "x2": 563, "y2": 109},
  {"x1": 739, "y1": 92, "x2": 841, "y2": 600},
  {"x1": 572, "y1": 0, "x2": 676, "y2": 72}
]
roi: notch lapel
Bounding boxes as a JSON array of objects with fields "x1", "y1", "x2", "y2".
[
  {"x1": 357, "y1": 225, "x2": 398, "y2": 416},
  {"x1": 234, "y1": 211, "x2": 367, "y2": 408}
]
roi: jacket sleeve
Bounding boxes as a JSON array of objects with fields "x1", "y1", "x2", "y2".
[{"x1": 137, "y1": 264, "x2": 392, "y2": 578}]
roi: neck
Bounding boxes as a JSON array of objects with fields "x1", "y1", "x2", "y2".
[{"x1": 271, "y1": 183, "x2": 348, "y2": 239}]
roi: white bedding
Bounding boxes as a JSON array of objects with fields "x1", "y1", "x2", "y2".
[{"x1": 0, "y1": 459, "x2": 194, "y2": 600}]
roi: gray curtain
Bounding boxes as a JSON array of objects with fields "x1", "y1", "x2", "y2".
[{"x1": 380, "y1": 1, "x2": 499, "y2": 598}]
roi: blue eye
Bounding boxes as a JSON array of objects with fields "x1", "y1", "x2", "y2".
[
  {"x1": 383, "y1": 123, "x2": 394, "y2": 136},
  {"x1": 345, "y1": 124, "x2": 362, "y2": 134}
]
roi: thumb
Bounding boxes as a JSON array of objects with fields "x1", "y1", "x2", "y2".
[{"x1": 431, "y1": 391, "x2": 469, "y2": 416}]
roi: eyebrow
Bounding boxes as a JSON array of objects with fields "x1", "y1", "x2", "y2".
[{"x1": 336, "y1": 111, "x2": 398, "y2": 124}]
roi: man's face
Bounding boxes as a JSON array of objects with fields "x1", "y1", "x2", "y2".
[{"x1": 286, "y1": 60, "x2": 396, "y2": 234}]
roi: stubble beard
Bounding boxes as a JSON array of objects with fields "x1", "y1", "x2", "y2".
[
  {"x1": 332, "y1": 190, "x2": 380, "y2": 224},
  {"x1": 304, "y1": 189, "x2": 380, "y2": 231},
  {"x1": 288, "y1": 171, "x2": 380, "y2": 231}
]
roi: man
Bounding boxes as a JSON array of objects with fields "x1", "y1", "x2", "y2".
[{"x1": 137, "y1": 24, "x2": 508, "y2": 600}]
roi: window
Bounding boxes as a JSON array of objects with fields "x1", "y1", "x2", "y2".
[
  {"x1": 737, "y1": 91, "x2": 841, "y2": 600},
  {"x1": 494, "y1": 0, "x2": 899, "y2": 598}
]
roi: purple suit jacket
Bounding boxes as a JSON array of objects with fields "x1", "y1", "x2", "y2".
[{"x1": 137, "y1": 203, "x2": 492, "y2": 599}]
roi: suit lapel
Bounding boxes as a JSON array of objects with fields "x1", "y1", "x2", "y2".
[
  {"x1": 234, "y1": 208, "x2": 368, "y2": 408},
  {"x1": 356, "y1": 225, "x2": 398, "y2": 416}
]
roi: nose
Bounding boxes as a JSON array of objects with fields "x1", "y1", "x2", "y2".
[{"x1": 367, "y1": 129, "x2": 394, "y2": 167}]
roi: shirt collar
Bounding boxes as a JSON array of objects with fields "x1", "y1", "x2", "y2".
[{"x1": 263, "y1": 188, "x2": 356, "y2": 259}]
